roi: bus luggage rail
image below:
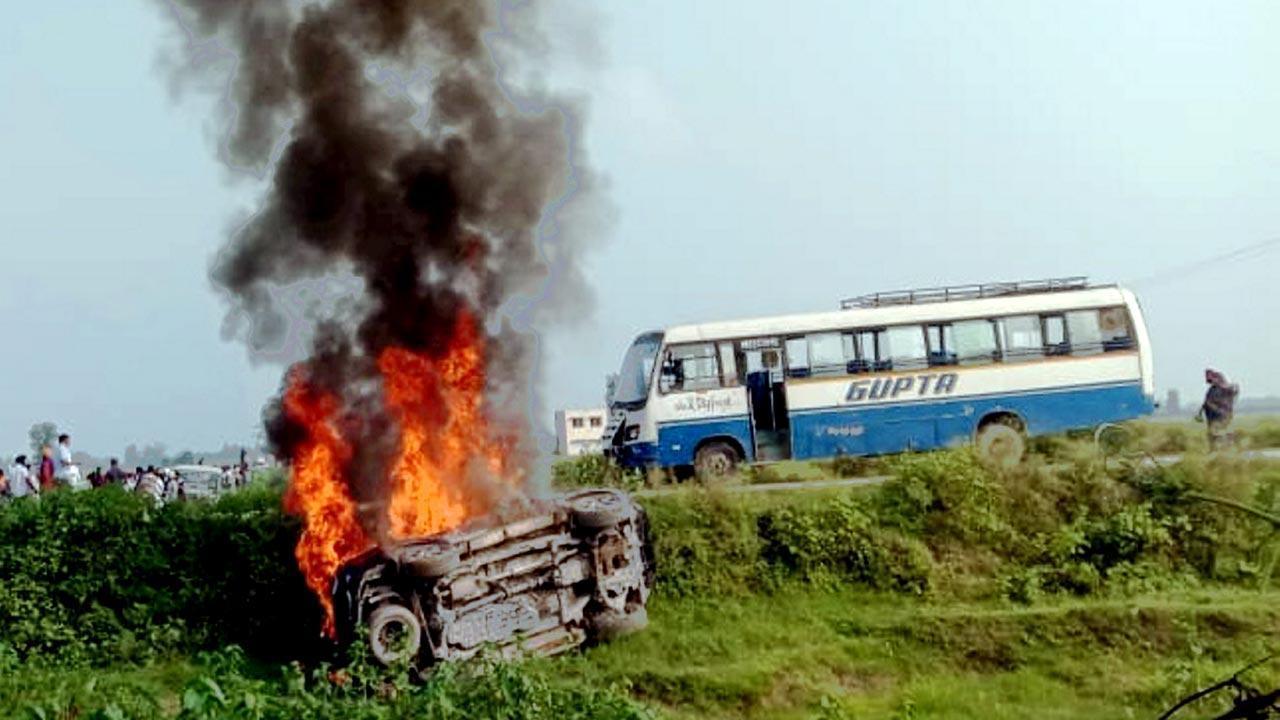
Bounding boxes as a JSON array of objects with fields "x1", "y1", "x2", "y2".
[{"x1": 841, "y1": 276, "x2": 1092, "y2": 309}]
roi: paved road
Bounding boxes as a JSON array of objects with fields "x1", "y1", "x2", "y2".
[{"x1": 637, "y1": 447, "x2": 1280, "y2": 497}]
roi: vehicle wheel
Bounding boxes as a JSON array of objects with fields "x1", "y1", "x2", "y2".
[
  {"x1": 1093, "y1": 422, "x2": 1133, "y2": 456},
  {"x1": 976, "y1": 421, "x2": 1025, "y2": 469},
  {"x1": 569, "y1": 490, "x2": 628, "y2": 529},
  {"x1": 367, "y1": 604, "x2": 422, "y2": 665},
  {"x1": 592, "y1": 607, "x2": 649, "y2": 641},
  {"x1": 401, "y1": 542, "x2": 462, "y2": 578},
  {"x1": 694, "y1": 441, "x2": 739, "y2": 479}
]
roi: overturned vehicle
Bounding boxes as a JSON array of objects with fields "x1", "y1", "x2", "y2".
[{"x1": 332, "y1": 489, "x2": 654, "y2": 666}]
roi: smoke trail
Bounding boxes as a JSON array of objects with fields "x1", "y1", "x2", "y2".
[{"x1": 158, "y1": 1, "x2": 602, "y2": 512}]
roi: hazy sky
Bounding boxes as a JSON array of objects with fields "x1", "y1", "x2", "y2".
[{"x1": 2, "y1": 1, "x2": 1278, "y2": 456}]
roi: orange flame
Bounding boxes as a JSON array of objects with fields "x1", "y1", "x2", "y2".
[
  {"x1": 282, "y1": 311, "x2": 523, "y2": 635},
  {"x1": 281, "y1": 371, "x2": 371, "y2": 636}
]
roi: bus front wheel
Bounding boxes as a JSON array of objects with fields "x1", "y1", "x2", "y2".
[
  {"x1": 694, "y1": 441, "x2": 740, "y2": 479},
  {"x1": 976, "y1": 420, "x2": 1025, "y2": 469}
]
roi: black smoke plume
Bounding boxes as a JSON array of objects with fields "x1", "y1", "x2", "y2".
[{"x1": 159, "y1": 0, "x2": 600, "y2": 505}]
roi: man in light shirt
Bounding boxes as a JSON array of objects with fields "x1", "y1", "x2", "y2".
[
  {"x1": 52, "y1": 434, "x2": 84, "y2": 490},
  {"x1": 8, "y1": 455, "x2": 36, "y2": 499}
]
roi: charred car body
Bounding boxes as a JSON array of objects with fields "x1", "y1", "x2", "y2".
[{"x1": 332, "y1": 489, "x2": 654, "y2": 666}]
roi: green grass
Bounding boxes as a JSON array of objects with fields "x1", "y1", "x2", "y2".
[
  {"x1": 1132, "y1": 415, "x2": 1280, "y2": 454},
  {"x1": 13, "y1": 439, "x2": 1280, "y2": 718},
  {"x1": 549, "y1": 587, "x2": 1280, "y2": 719},
  {"x1": 12, "y1": 588, "x2": 1280, "y2": 719}
]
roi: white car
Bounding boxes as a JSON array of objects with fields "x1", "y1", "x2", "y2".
[
  {"x1": 333, "y1": 489, "x2": 654, "y2": 666},
  {"x1": 170, "y1": 465, "x2": 228, "y2": 500}
]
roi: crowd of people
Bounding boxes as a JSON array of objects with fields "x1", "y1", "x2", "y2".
[{"x1": 0, "y1": 433, "x2": 254, "y2": 504}]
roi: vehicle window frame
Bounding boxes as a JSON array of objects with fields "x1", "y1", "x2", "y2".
[
  {"x1": 1066, "y1": 309, "x2": 1104, "y2": 356},
  {"x1": 950, "y1": 318, "x2": 1000, "y2": 366},
  {"x1": 1041, "y1": 313, "x2": 1068, "y2": 356},
  {"x1": 1098, "y1": 306, "x2": 1135, "y2": 351},
  {"x1": 884, "y1": 324, "x2": 929, "y2": 371},
  {"x1": 926, "y1": 323, "x2": 958, "y2": 367},
  {"x1": 806, "y1": 331, "x2": 848, "y2": 377},
  {"x1": 783, "y1": 336, "x2": 810, "y2": 379},
  {"x1": 658, "y1": 342, "x2": 722, "y2": 394},
  {"x1": 1000, "y1": 314, "x2": 1045, "y2": 362},
  {"x1": 718, "y1": 342, "x2": 740, "y2": 387}
]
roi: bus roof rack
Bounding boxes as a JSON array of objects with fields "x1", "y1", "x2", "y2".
[{"x1": 840, "y1": 276, "x2": 1091, "y2": 310}]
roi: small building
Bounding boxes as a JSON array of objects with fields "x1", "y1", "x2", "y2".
[
  {"x1": 554, "y1": 408, "x2": 608, "y2": 456},
  {"x1": 1164, "y1": 389, "x2": 1182, "y2": 415}
]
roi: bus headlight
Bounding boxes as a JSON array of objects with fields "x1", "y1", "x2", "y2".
[{"x1": 624, "y1": 424, "x2": 640, "y2": 441}]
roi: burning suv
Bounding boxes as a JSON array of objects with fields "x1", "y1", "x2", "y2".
[{"x1": 331, "y1": 489, "x2": 654, "y2": 666}]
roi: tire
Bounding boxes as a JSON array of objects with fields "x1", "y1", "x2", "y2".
[
  {"x1": 401, "y1": 541, "x2": 462, "y2": 578},
  {"x1": 694, "y1": 441, "x2": 739, "y2": 479},
  {"x1": 1093, "y1": 422, "x2": 1133, "y2": 456},
  {"x1": 592, "y1": 607, "x2": 649, "y2": 641},
  {"x1": 976, "y1": 421, "x2": 1025, "y2": 469},
  {"x1": 569, "y1": 490, "x2": 628, "y2": 529},
  {"x1": 367, "y1": 603, "x2": 422, "y2": 665}
]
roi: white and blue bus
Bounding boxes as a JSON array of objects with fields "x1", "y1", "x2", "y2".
[{"x1": 603, "y1": 278, "x2": 1154, "y2": 476}]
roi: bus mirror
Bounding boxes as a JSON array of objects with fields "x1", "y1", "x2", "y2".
[{"x1": 604, "y1": 373, "x2": 619, "y2": 404}]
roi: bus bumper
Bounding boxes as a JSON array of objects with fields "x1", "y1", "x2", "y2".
[{"x1": 606, "y1": 441, "x2": 660, "y2": 469}]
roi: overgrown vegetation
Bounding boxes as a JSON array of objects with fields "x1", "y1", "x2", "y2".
[
  {"x1": 1128, "y1": 417, "x2": 1280, "y2": 454},
  {"x1": 0, "y1": 483, "x2": 320, "y2": 667},
  {"x1": 551, "y1": 454, "x2": 647, "y2": 492},
  {"x1": 642, "y1": 448, "x2": 1280, "y2": 604},
  {"x1": 6, "y1": 645, "x2": 651, "y2": 720},
  {"x1": 8, "y1": 430, "x2": 1280, "y2": 718}
]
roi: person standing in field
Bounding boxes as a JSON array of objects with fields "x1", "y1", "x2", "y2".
[
  {"x1": 104, "y1": 458, "x2": 126, "y2": 486},
  {"x1": 52, "y1": 434, "x2": 83, "y2": 489},
  {"x1": 1196, "y1": 368, "x2": 1240, "y2": 450},
  {"x1": 38, "y1": 446, "x2": 56, "y2": 491},
  {"x1": 8, "y1": 455, "x2": 35, "y2": 499}
]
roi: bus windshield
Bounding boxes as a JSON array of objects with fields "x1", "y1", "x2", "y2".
[{"x1": 613, "y1": 333, "x2": 662, "y2": 407}]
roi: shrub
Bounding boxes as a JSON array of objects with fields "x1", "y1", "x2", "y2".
[
  {"x1": 6, "y1": 442, "x2": 1280, "y2": 673},
  {"x1": 875, "y1": 450, "x2": 1009, "y2": 545},
  {"x1": 642, "y1": 491, "x2": 763, "y2": 597},
  {"x1": 551, "y1": 455, "x2": 646, "y2": 491},
  {"x1": 758, "y1": 496, "x2": 931, "y2": 593},
  {"x1": 10, "y1": 646, "x2": 653, "y2": 720},
  {"x1": 1241, "y1": 419, "x2": 1280, "y2": 450},
  {"x1": 0, "y1": 486, "x2": 319, "y2": 666}
]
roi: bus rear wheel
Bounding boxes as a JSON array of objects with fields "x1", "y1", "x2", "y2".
[
  {"x1": 976, "y1": 420, "x2": 1025, "y2": 469},
  {"x1": 694, "y1": 441, "x2": 740, "y2": 479}
]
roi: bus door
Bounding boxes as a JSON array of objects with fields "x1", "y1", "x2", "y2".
[{"x1": 739, "y1": 338, "x2": 791, "y2": 461}]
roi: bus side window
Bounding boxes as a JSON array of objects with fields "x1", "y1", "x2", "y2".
[
  {"x1": 1042, "y1": 314, "x2": 1068, "y2": 356},
  {"x1": 926, "y1": 324, "x2": 957, "y2": 366},
  {"x1": 784, "y1": 337, "x2": 810, "y2": 378},
  {"x1": 841, "y1": 333, "x2": 857, "y2": 373},
  {"x1": 663, "y1": 343, "x2": 720, "y2": 393},
  {"x1": 807, "y1": 332, "x2": 847, "y2": 376},
  {"x1": 885, "y1": 325, "x2": 928, "y2": 371},
  {"x1": 851, "y1": 329, "x2": 885, "y2": 373},
  {"x1": 1099, "y1": 307, "x2": 1134, "y2": 351},
  {"x1": 718, "y1": 342, "x2": 739, "y2": 387},
  {"x1": 1066, "y1": 310, "x2": 1103, "y2": 356},
  {"x1": 1001, "y1": 315, "x2": 1044, "y2": 362},
  {"x1": 952, "y1": 319, "x2": 999, "y2": 365}
]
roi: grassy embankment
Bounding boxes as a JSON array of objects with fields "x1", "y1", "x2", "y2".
[{"x1": 7, "y1": 432, "x2": 1280, "y2": 718}]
